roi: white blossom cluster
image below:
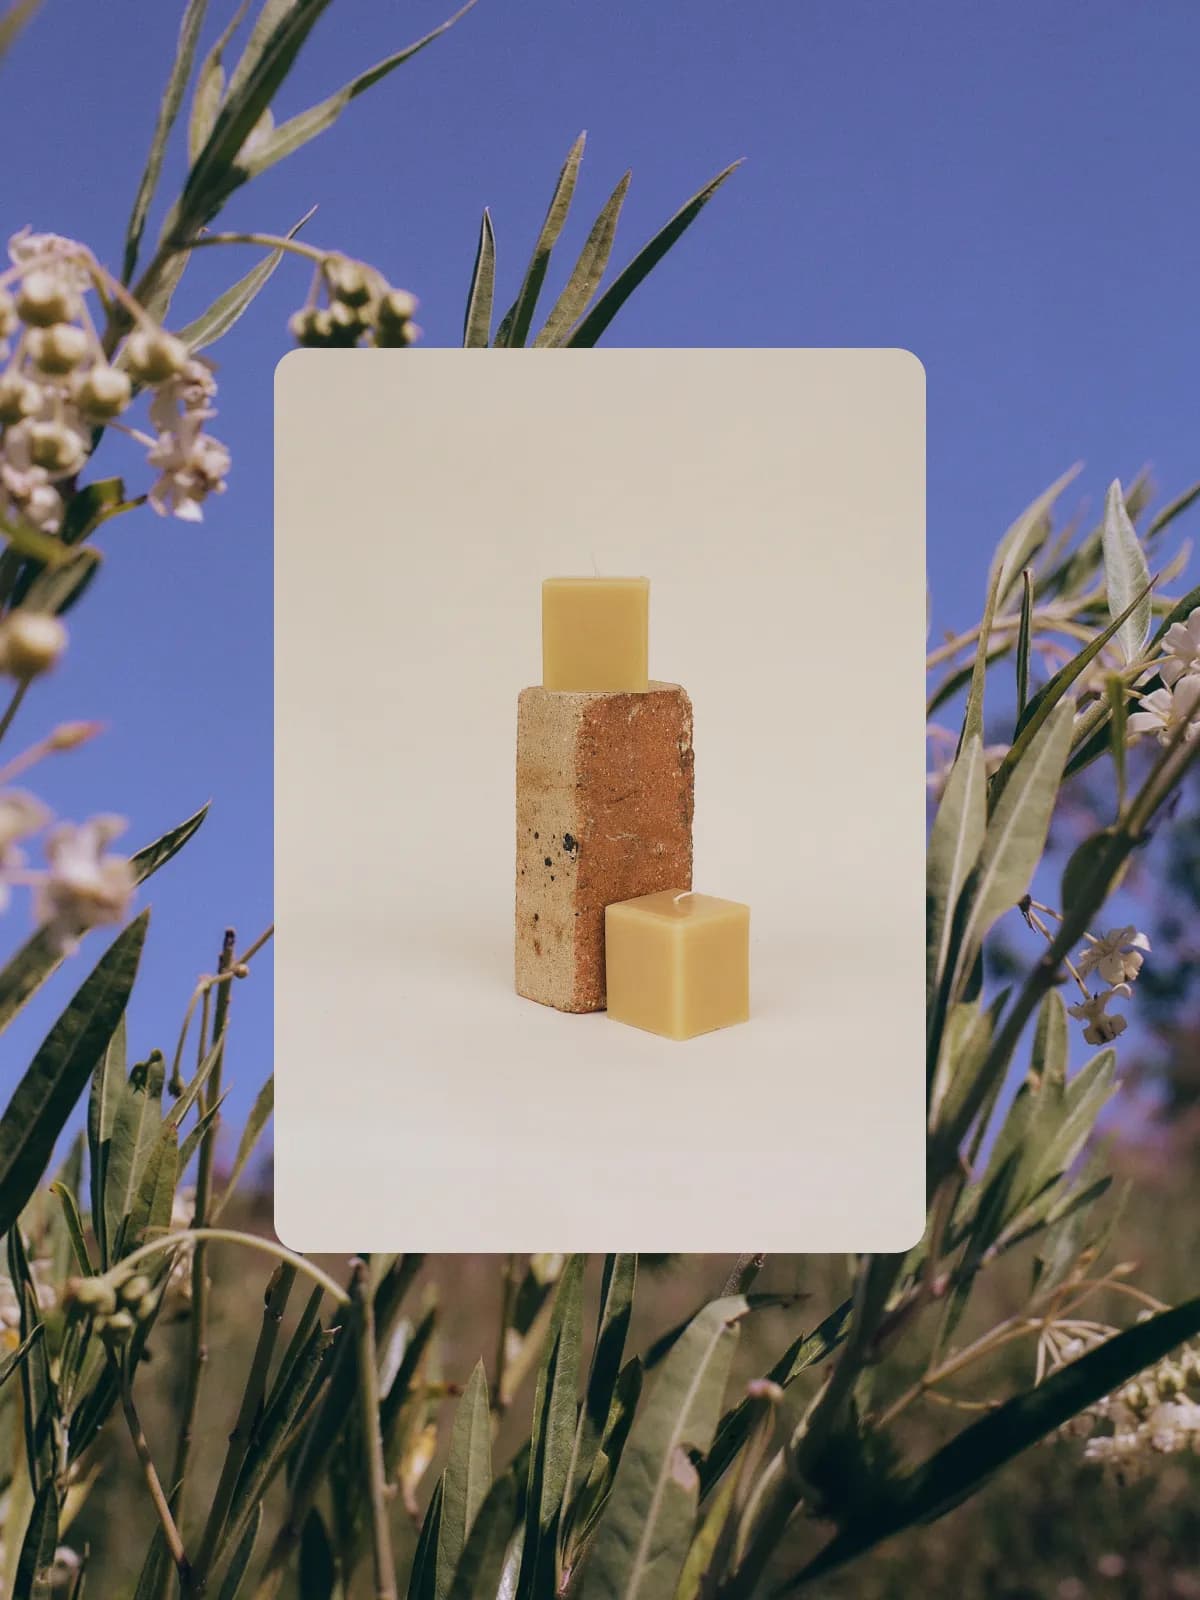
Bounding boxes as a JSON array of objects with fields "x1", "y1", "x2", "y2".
[
  {"x1": 1072, "y1": 1340, "x2": 1200, "y2": 1482},
  {"x1": 0, "y1": 227, "x2": 229, "y2": 533},
  {"x1": 1128, "y1": 604, "x2": 1200, "y2": 747},
  {"x1": 1066, "y1": 925, "x2": 1151, "y2": 1046},
  {"x1": 0, "y1": 788, "x2": 135, "y2": 952}
]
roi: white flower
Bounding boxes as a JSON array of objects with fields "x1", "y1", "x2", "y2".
[
  {"x1": 147, "y1": 429, "x2": 231, "y2": 521},
  {"x1": 1077, "y1": 926, "x2": 1150, "y2": 987},
  {"x1": 0, "y1": 1258, "x2": 57, "y2": 1346},
  {"x1": 0, "y1": 789, "x2": 48, "y2": 911},
  {"x1": 1067, "y1": 985, "x2": 1131, "y2": 1046},
  {"x1": 1128, "y1": 676, "x2": 1200, "y2": 746},
  {"x1": 1158, "y1": 606, "x2": 1200, "y2": 686},
  {"x1": 33, "y1": 814, "x2": 136, "y2": 952}
]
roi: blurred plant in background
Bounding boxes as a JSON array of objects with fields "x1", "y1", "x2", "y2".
[{"x1": 0, "y1": 1, "x2": 1198, "y2": 1597}]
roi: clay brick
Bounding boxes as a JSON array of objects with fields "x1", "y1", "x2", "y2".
[{"x1": 515, "y1": 682, "x2": 694, "y2": 1012}]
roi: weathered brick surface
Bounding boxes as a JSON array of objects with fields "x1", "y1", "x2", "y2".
[{"x1": 515, "y1": 682, "x2": 694, "y2": 1012}]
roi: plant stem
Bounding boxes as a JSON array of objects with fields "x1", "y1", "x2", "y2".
[
  {"x1": 191, "y1": 1264, "x2": 297, "y2": 1589},
  {"x1": 116, "y1": 1358, "x2": 192, "y2": 1585},
  {"x1": 352, "y1": 1260, "x2": 398, "y2": 1600},
  {"x1": 163, "y1": 930, "x2": 234, "y2": 1576},
  {"x1": 0, "y1": 679, "x2": 28, "y2": 745},
  {"x1": 722, "y1": 1254, "x2": 767, "y2": 1296},
  {"x1": 112, "y1": 1230, "x2": 349, "y2": 1308}
]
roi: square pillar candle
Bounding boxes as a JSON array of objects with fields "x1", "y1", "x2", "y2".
[
  {"x1": 605, "y1": 890, "x2": 750, "y2": 1040},
  {"x1": 542, "y1": 577, "x2": 649, "y2": 691}
]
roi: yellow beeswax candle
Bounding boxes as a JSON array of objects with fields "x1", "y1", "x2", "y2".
[
  {"x1": 605, "y1": 889, "x2": 750, "y2": 1040},
  {"x1": 542, "y1": 577, "x2": 649, "y2": 692}
]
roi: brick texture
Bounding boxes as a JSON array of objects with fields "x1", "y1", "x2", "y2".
[{"x1": 515, "y1": 682, "x2": 694, "y2": 1012}]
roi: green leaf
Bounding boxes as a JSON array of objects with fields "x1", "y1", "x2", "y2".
[
  {"x1": 520, "y1": 1254, "x2": 586, "y2": 1596},
  {"x1": 178, "y1": 1093, "x2": 225, "y2": 1171},
  {"x1": 586, "y1": 1296, "x2": 746, "y2": 1600},
  {"x1": 1015, "y1": 568, "x2": 1033, "y2": 716},
  {"x1": 0, "y1": 1325, "x2": 43, "y2": 1393},
  {"x1": 129, "y1": 801, "x2": 211, "y2": 882},
  {"x1": 217, "y1": 1502, "x2": 262, "y2": 1600},
  {"x1": 189, "y1": 0, "x2": 251, "y2": 163},
  {"x1": 1146, "y1": 478, "x2": 1200, "y2": 541},
  {"x1": 674, "y1": 1472, "x2": 737, "y2": 1600},
  {"x1": 991, "y1": 464, "x2": 1082, "y2": 606},
  {"x1": 12, "y1": 1479, "x2": 57, "y2": 1600},
  {"x1": 214, "y1": 1074, "x2": 273, "y2": 1217},
  {"x1": 534, "y1": 172, "x2": 630, "y2": 348},
  {"x1": 61, "y1": 478, "x2": 130, "y2": 548},
  {"x1": 17, "y1": 548, "x2": 101, "y2": 619},
  {"x1": 104, "y1": 1050, "x2": 166, "y2": 1261},
  {"x1": 48, "y1": 1181, "x2": 93, "y2": 1276},
  {"x1": 123, "y1": 0, "x2": 211, "y2": 281},
  {"x1": 237, "y1": 2, "x2": 477, "y2": 183},
  {"x1": 179, "y1": 210, "x2": 313, "y2": 353},
  {"x1": 926, "y1": 734, "x2": 986, "y2": 1024},
  {"x1": 497, "y1": 132, "x2": 586, "y2": 348},
  {"x1": 0, "y1": 914, "x2": 148, "y2": 1239},
  {"x1": 562, "y1": 1357, "x2": 642, "y2": 1562},
  {"x1": 567, "y1": 161, "x2": 742, "y2": 347},
  {"x1": 959, "y1": 699, "x2": 1075, "y2": 957},
  {"x1": 564, "y1": 1254, "x2": 637, "y2": 1524},
  {"x1": 409, "y1": 1478, "x2": 444, "y2": 1600},
  {"x1": 791, "y1": 1297, "x2": 1200, "y2": 1586},
  {"x1": 8, "y1": 1229, "x2": 57, "y2": 1494},
  {"x1": 1101, "y1": 479, "x2": 1153, "y2": 664},
  {"x1": 462, "y1": 209, "x2": 496, "y2": 349},
  {"x1": 436, "y1": 1359, "x2": 492, "y2": 1596},
  {"x1": 447, "y1": 1474, "x2": 517, "y2": 1600},
  {"x1": 87, "y1": 1013, "x2": 124, "y2": 1267},
  {"x1": 123, "y1": 1123, "x2": 180, "y2": 1254},
  {"x1": 991, "y1": 575, "x2": 1155, "y2": 806}
]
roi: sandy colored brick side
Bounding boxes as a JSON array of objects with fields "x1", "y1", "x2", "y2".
[{"x1": 515, "y1": 681, "x2": 694, "y2": 1012}]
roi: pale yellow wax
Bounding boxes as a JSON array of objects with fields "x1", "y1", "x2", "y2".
[
  {"x1": 542, "y1": 577, "x2": 649, "y2": 692},
  {"x1": 604, "y1": 889, "x2": 750, "y2": 1040}
]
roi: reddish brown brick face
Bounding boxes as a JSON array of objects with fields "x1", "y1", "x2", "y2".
[{"x1": 515, "y1": 682, "x2": 695, "y2": 1011}]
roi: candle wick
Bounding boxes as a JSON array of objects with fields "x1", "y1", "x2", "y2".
[
  {"x1": 672, "y1": 891, "x2": 694, "y2": 905},
  {"x1": 590, "y1": 551, "x2": 600, "y2": 576}
]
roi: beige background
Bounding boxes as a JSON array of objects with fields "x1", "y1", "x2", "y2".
[{"x1": 274, "y1": 348, "x2": 925, "y2": 1253}]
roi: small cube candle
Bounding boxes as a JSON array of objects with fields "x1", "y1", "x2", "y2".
[
  {"x1": 542, "y1": 577, "x2": 649, "y2": 692},
  {"x1": 605, "y1": 889, "x2": 750, "y2": 1040}
]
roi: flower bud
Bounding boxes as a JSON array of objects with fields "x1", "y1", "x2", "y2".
[
  {"x1": 118, "y1": 1273, "x2": 153, "y2": 1308},
  {"x1": 47, "y1": 719, "x2": 102, "y2": 751},
  {"x1": 326, "y1": 300, "x2": 364, "y2": 345},
  {"x1": 289, "y1": 308, "x2": 330, "y2": 348},
  {"x1": 136, "y1": 1293, "x2": 158, "y2": 1323},
  {"x1": 62, "y1": 1275, "x2": 117, "y2": 1317},
  {"x1": 1182, "y1": 1348, "x2": 1200, "y2": 1390},
  {"x1": 376, "y1": 288, "x2": 418, "y2": 328},
  {"x1": 233, "y1": 962, "x2": 250, "y2": 979},
  {"x1": 16, "y1": 270, "x2": 78, "y2": 328},
  {"x1": 0, "y1": 372, "x2": 42, "y2": 424},
  {"x1": 101, "y1": 1308, "x2": 136, "y2": 1345},
  {"x1": 72, "y1": 363, "x2": 132, "y2": 419},
  {"x1": 1119, "y1": 1380, "x2": 1149, "y2": 1414},
  {"x1": 125, "y1": 328, "x2": 188, "y2": 384},
  {"x1": 0, "y1": 612, "x2": 68, "y2": 679},
  {"x1": 1154, "y1": 1360, "x2": 1186, "y2": 1399},
  {"x1": 325, "y1": 258, "x2": 373, "y2": 308},
  {"x1": 28, "y1": 323, "x2": 90, "y2": 376},
  {"x1": 28, "y1": 421, "x2": 85, "y2": 476},
  {"x1": 374, "y1": 319, "x2": 421, "y2": 349}
]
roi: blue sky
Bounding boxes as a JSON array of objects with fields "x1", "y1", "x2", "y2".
[{"x1": 1, "y1": 0, "x2": 1198, "y2": 1150}]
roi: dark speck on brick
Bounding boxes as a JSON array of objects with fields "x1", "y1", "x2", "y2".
[
  {"x1": 533, "y1": 831, "x2": 539, "y2": 839},
  {"x1": 563, "y1": 833, "x2": 578, "y2": 854},
  {"x1": 544, "y1": 856, "x2": 553, "y2": 867}
]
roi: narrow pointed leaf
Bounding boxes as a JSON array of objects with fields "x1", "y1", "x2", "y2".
[
  {"x1": 520, "y1": 1253, "x2": 585, "y2": 1596},
  {"x1": 926, "y1": 734, "x2": 986, "y2": 1019},
  {"x1": 8, "y1": 1229, "x2": 56, "y2": 1493},
  {"x1": 48, "y1": 1182, "x2": 93, "y2": 1276},
  {"x1": 585, "y1": 1296, "x2": 746, "y2": 1600},
  {"x1": 217, "y1": 1502, "x2": 262, "y2": 1599},
  {"x1": 409, "y1": 1478, "x2": 444, "y2": 1600},
  {"x1": 13, "y1": 1478, "x2": 57, "y2": 1600},
  {"x1": 189, "y1": 0, "x2": 251, "y2": 163},
  {"x1": 1101, "y1": 479, "x2": 1152, "y2": 663},
  {"x1": 447, "y1": 1474, "x2": 516, "y2": 1600},
  {"x1": 568, "y1": 161, "x2": 741, "y2": 347},
  {"x1": 462, "y1": 209, "x2": 496, "y2": 348},
  {"x1": 122, "y1": 0, "x2": 210, "y2": 280},
  {"x1": 436, "y1": 1359, "x2": 492, "y2": 1596},
  {"x1": 0, "y1": 0, "x2": 43, "y2": 62},
  {"x1": 239, "y1": 2, "x2": 477, "y2": 182},
  {"x1": 105, "y1": 1051, "x2": 166, "y2": 1260},
  {"x1": 992, "y1": 464, "x2": 1082, "y2": 605},
  {"x1": 565, "y1": 1254, "x2": 637, "y2": 1519},
  {"x1": 535, "y1": 172, "x2": 630, "y2": 347},
  {"x1": 960, "y1": 699, "x2": 1075, "y2": 954},
  {"x1": 0, "y1": 914, "x2": 148, "y2": 1238},
  {"x1": 179, "y1": 210, "x2": 313, "y2": 353},
  {"x1": 791, "y1": 1297, "x2": 1200, "y2": 1586},
  {"x1": 1015, "y1": 568, "x2": 1033, "y2": 715},
  {"x1": 298, "y1": 1509, "x2": 337, "y2": 1600},
  {"x1": 214, "y1": 1074, "x2": 273, "y2": 1217},
  {"x1": 0, "y1": 1326, "x2": 42, "y2": 1393},
  {"x1": 87, "y1": 1012, "x2": 125, "y2": 1266},
  {"x1": 497, "y1": 131, "x2": 586, "y2": 348}
]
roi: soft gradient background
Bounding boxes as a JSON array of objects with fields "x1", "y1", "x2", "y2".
[{"x1": 1, "y1": 1, "x2": 1197, "y2": 1142}]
